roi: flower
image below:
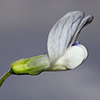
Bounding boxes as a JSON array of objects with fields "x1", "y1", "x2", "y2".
[
  {"x1": 11, "y1": 11, "x2": 93, "y2": 73},
  {"x1": 44, "y1": 11, "x2": 94, "y2": 71},
  {"x1": 0, "y1": 11, "x2": 94, "y2": 86},
  {"x1": 7, "y1": 11, "x2": 95, "y2": 73}
]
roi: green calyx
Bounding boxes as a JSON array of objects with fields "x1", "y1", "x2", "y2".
[{"x1": 11, "y1": 54, "x2": 49, "y2": 75}]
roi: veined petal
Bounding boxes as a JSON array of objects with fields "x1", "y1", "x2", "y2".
[
  {"x1": 69, "y1": 15, "x2": 94, "y2": 46},
  {"x1": 49, "y1": 44, "x2": 88, "y2": 71},
  {"x1": 47, "y1": 11, "x2": 84, "y2": 63}
]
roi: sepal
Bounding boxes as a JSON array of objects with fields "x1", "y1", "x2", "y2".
[{"x1": 11, "y1": 54, "x2": 50, "y2": 75}]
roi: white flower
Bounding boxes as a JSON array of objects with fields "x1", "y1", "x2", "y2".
[
  {"x1": 10, "y1": 11, "x2": 94, "y2": 74},
  {"x1": 43, "y1": 11, "x2": 94, "y2": 71}
]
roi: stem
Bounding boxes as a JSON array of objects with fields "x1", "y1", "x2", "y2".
[{"x1": 0, "y1": 69, "x2": 12, "y2": 87}]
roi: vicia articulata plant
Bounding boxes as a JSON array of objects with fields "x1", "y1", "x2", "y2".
[{"x1": 0, "y1": 11, "x2": 94, "y2": 87}]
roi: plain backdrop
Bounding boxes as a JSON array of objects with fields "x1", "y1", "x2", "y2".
[{"x1": 0, "y1": 0, "x2": 100, "y2": 100}]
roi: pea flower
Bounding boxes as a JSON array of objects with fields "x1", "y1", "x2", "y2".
[{"x1": 0, "y1": 11, "x2": 93, "y2": 87}]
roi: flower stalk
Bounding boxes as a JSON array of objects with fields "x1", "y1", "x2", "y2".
[{"x1": 0, "y1": 69, "x2": 12, "y2": 87}]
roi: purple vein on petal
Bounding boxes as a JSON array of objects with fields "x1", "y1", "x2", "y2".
[
  {"x1": 54, "y1": 21, "x2": 60, "y2": 34},
  {"x1": 58, "y1": 16, "x2": 70, "y2": 52},
  {"x1": 63, "y1": 15, "x2": 82, "y2": 52}
]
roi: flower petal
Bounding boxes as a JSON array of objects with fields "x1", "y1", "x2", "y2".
[
  {"x1": 51, "y1": 44, "x2": 88, "y2": 70},
  {"x1": 47, "y1": 11, "x2": 84, "y2": 63},
  {"x1": 69, "y1": 15, "x2": 94, "y2": 46}
]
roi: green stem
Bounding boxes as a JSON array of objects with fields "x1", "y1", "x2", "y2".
[{"x1": 0, "y1": 69, "x2": 12, "y2": 87}]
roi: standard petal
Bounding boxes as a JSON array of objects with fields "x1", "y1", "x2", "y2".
[
  {"x1": 47, "y1": 11, "x2": 84, "y2": 63},
  {"x1": 50, "y1": 44, "x2": 88, "y2": 70}
]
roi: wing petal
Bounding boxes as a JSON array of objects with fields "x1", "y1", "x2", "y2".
[
  {"x1": 69, "y1": 15, "x2": 94, "y2": 46},
  {"x1": 50, "y1": 44, "x2": 88, "y2": 70},
  {"x1": 47, "y1": 11, "x2": 84, "y2": 63}
]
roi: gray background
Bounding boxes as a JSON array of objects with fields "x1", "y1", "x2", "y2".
[{"x1": 0, "y1": 0, "x2": 100, "y2": 100}]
